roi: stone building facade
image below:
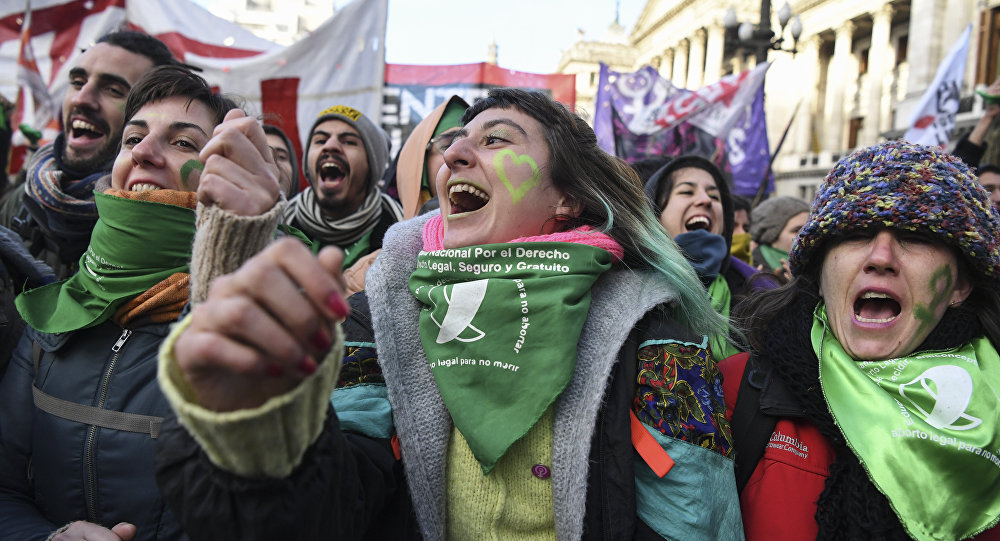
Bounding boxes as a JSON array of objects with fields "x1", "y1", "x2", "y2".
[{"x1": 558, "y1": 0, "x2": 1000, "y2": 198}]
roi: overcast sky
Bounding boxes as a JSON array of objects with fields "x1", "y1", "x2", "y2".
[{"x1": 193, "y1": 0, "x2": 645, "y2": 74}]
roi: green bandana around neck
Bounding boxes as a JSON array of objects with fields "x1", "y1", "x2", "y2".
[
  {"x1": 758, "y1": 243, "x2": 788, "y2": 272},
  {"x1": 16, "y1": 192, "x2": 196, "y2": 334},
  {"x1": 409, "y1": 241, "x2": 612, "y2": 473},
  {"x1": 707, "y1": 275, "x2": 739, "y2": 359},
  {"x1": 813, "y1": 304, "x2": 1000, "y2": 540}
]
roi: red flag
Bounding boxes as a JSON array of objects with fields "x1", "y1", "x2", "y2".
[{"x1": 13, "y1": 0, "x2": 56, "y2": 143}]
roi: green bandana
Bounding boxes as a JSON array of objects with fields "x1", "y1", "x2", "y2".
[
  {"x1": 813, "y1": 304, "x2": 1000, "y2": 540},
  {"x1": 341, "y1": 227, "x2": 374, "y2": 269},
  {"x1": 708, "y1": 275, "x2": 740, "y2": 359},
  {"x1": 16, "y1": 192, "x2": 196, "y2": 334},
  {"x1": 758, "y1": 243, "x2": 788, "y2": 272},
  {"x1": 409, "y1": 242, "x2": 612, "y2": 473}
]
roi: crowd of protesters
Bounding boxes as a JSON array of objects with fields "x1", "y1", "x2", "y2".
[{"x1": 0, "y1": 28, "x2": 998, "y2": 541}]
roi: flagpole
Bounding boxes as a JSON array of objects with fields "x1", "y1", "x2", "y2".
[{"x1": 752, "y1": 98, "x2": 801, "y2": 207}]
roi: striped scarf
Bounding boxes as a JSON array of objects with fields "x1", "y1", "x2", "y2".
[
  {"x1": 282, "y1": 186, "x2": 403, "y2": 247},
  {"x1": 24, "y1": 139, "x2": 103, "y2": 220}
]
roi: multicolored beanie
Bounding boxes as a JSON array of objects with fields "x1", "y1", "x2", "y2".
[{"x1": 789, "y1": 140, "x2": 1000, "y2": 278}]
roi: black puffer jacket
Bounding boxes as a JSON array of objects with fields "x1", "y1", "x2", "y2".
[{"x1": 0, "y1": 320, "x2": 186, "y2": 541}]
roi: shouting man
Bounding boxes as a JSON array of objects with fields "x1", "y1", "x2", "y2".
[
  {"x1": 282, "y1": 105, "x2": 402, "y2": 269},
  {"x1": 1, "y1": 31, "x2": 178, "y2": 280}
]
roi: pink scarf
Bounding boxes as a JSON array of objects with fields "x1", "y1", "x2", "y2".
[{"x1": 421, "y1": 214, "x2": 624, "y2": 260}]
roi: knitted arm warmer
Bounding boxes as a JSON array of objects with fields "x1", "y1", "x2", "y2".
[
  {"x1": 189, "y1": 199, "x2": 285, "y2": 305},
  {"x1": 158, "y1": 314, "x2": 344, "y2": 478}
]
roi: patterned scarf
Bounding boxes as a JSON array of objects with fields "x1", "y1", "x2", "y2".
[
  {"x1": 282, "y1": 186, "x2": 403, "y2": 247},
  {"x1": 24, "y1": 137, "x2": 105, "y2": 223}
]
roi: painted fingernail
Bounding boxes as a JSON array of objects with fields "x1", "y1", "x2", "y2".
[
  {"x1": 265, "y1": 363, "x2": 284, "y2": 378},
  {"x1": 327, "y1": 292, "x2": 350, "y2": 319},
  {"x1": 298, "y1": 355, "x2": 317, "y2": 375},
  {"x1": 310, "y1": 328, "x2": 331, "y2": 351}
]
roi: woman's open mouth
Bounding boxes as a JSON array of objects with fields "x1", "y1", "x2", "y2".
[
  {"x1": 448, "y1": 181, "x2": 490, "y2": 215},
  {"x1": 853, "y1": 291, "x2": 901, "y2": 323},
  {"x1": 685, "y1": 215, "x2": 712, "y2": 232}
]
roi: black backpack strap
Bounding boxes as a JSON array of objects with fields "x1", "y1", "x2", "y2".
[{"x1": 730, "y1": 355, "x2": 778, "y2": 493}]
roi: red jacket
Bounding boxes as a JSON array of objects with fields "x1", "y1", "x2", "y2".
[{"x1": 721, "y1": 354, "x2": 1000, "y2": 541}]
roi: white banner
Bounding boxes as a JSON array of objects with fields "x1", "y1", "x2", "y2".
[
  {"x1": 903, "y1": 24, "x2": 971, "y2": 147},
  {"x1": 1, "y1": 0, "x2": 387, "y2": 173},
  {"x1": 649, "y1": 62, "x2": 770, "y2": 138}
]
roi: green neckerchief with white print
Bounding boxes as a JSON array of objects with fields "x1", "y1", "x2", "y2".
[
  {"x1": 814, "y1": 303, "x2": 1000, "y2": 540},
  {"x1": 409, "y1": 242, "x2": 611, "y2": 474}
]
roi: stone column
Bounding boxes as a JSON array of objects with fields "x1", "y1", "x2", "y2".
[
  {"x1": 672, "y1": 39, "x2": 689, "y2": 89},
  {"x1": 793, "y1": 36, "x2": 821, "y2": 154},
  {"x1": 862, "y1": 4, "x2": 894, "y2": 144},
  {"x1": 662, "y1": 48, "x2": 675, "y2": 81},
  {"x1": 704, "y1": 23, "x2": 725, "y2": 84},
  {"x1": 824, "y1": 21, "x2": 854, "y2": 151},
  {"x1": 906, "y1": 0, "x2": 947, "y2": 97},
  {"x1": 687, "y1": 29, "x2": 707, "y2": 89}
]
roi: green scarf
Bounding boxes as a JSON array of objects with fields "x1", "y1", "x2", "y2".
[
  {"x1": 16, "y1": 191, "x2": 196, "y2": 334},
  {"x1": 409, "y1": 242, "x2": 612, "y2": 473},
  {"x1": 708, "y1": 275, "x2": 740, "y2": 359},
  {"x1": 814, "y1": 304, "x2": 1000, "y2": 540},
  {"x1": 757, "y1": 243, "x2": 788, "y2": 271}
]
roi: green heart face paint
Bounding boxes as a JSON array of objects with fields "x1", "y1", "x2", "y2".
[
  {"x1": 179, "y1": 160, "x2": 205, "y2": 190},
  {"x1": 440, "y1": 107, "x2": 569, "y2": 249},
  {"x1": 493, "y1": 149, "x2": 541, "y2": 205},
  {"x1": 913, "y1": 264, "x2": 956, "y2": 332}
]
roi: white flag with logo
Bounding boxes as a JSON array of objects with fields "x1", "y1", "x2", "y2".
[{"x1": 903, "y1": 24, "x2": 971, "y2": 147}]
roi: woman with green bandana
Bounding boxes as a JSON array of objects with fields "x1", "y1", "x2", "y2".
[
  {"x1": 0, "y1": 65, "x2": 281, "y2": 541},
  {"x1": 748, "y1": 194, "x2": 809, "y2": 283},
  {"x1": 154, "y1": 88, "x2": 743, "y2": 540},
  {"x1": 722, "y1": 140, "x2": 1000, "y2": 540},
  {"x1": 643, "y1": 155, "x2": 766, "y2": 360}
]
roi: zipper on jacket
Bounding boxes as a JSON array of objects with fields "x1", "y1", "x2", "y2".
[{"x1": 85, "y1": 328, "x2": 133, "y2": 521}]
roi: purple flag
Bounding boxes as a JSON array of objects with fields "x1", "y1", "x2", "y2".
[
  {"x1": 727, "y1": 86, "x2": 773, "y2": 197},
  {"x1": 594, "y1": 63, "x2": 775, "y2": 190}
]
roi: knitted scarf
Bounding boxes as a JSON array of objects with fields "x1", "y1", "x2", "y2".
[
  {"x1": 282, "y1": 186, "x2": 403, "y2": 247},
  {"x1": 760, "y1": 293, "x2": 983, "y2": 540},
  {"x1": 24, "y1": 135, "x2": 105, "y2": 224}
]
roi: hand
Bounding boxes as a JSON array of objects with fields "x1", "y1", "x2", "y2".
[
  {"x1": 776, "y1": 257, "x2": 793, "y2": 282},
  {"x1": 196, "y1": 109, "x2": 281, "y2": 217},
  {"x1": 49, "y1": 521, "x2": 136, "y2": 541},
  {"x1": 174, "y1": 239, "x2": 349, "y2": 411}
]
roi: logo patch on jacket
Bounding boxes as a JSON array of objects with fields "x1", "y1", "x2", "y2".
[{"x1": 767, "y1": 430, "x2": 810, "y2": 459}]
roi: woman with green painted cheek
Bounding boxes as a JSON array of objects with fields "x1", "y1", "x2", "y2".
[
  {"x1": 722, "y1": 140, "x2": 1000, "y2": 541},
  {"x1": 154, "y1": 88, "x2": 745, "y2": 540},
  {"x1": 111, "y1": 96, "x2": 215, "y2": 193},
  {"x1": 0, "y1": 65, "x2": 282, "y2": 541},
  {"x1": 818, "y1": 230, "x2": 971, "y2": 361}
]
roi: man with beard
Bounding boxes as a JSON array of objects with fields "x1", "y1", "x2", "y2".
[
  {"x1": 0, "y1": 31, "x2": 177, "y2": 280},
  {"x1": 281, "y1": 105, "x2": 402, "y2": 270},
  {"x1": 0, "y1": 31, "x2": 176, "y2": 377}
]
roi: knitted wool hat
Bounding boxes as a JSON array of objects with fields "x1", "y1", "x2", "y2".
[
  {"x1": 303, "y1": 105, "x2": 390, "y2": 190},
  {"x1": 789, "y1": 140, "x2": 1000, "y2": 278},
  {"x1": 750, "y1": 195, "x2": 810, "y2": 246}
]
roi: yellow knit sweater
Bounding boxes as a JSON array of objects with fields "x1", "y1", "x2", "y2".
[{"x1": 447, "y1": 407, "x2": 556, "y2": 540}]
